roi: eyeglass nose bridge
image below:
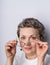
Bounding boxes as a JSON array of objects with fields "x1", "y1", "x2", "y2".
[
  {"x1": 21, "y1": 38, "x2": 31, "y2": 46},
  {"x1": 24, "y1": 41, "x2": 31, "y2": 46}
]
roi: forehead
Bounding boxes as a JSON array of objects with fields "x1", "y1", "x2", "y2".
[{"x1": 20, "y1": 27, "x2": 39, "y2": 36}]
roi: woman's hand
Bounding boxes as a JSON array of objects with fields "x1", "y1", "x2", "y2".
[
  {"x1": 5, "y1": 40, "x2": 18, "y2": 60},
  {"x1": 35, "y1": 39, "x2": 48, "y2": 65}
]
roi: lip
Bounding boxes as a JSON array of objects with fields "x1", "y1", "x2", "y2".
[{"x1": 24, "y1": 47, "x2": 32, "y2": 50}]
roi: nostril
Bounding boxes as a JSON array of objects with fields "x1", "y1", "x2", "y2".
[{"x1": 25, "y1": 41, "x2": 31, "y2": 46}]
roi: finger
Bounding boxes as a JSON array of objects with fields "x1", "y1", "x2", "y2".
[
  {"x1": 12, "y1": 40, "x2": 17, "y2": 42},
  {"x1": 5, "y1": 43, "x2": 14, "y2": 48},
  {"x1": 39, "y1": 42, "x2": 48, "y2": 48},
  {"x1": 7, "y1": 40, "x2": 18, "y2": 44},
  {"x1": 12, "y1": 40, "x2": 18, "y2": 45},
  {"x1": 35, "y1": 42, "x2": 40, "y2": 49},
  {"x1": 6, "y1": 40, "x2": 18, "y2": 47},
  {"x1": 35, "y1": 39, "x2": 48, "y2": 45},
  {"x1": 6, "y1": 46, "x2": 11, "y2": 51},
  {"x1": 35, "y1": 42, "x2": 43, "y2": 49},
  {"x1": 43, "y1": 44, "x2": 48, "y2": 49}
]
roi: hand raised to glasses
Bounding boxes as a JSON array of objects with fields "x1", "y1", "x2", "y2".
[
  {"x1": 35, "y1": 39, "x2": 48, "y2": 60},
  {"x1": 5, "y1": 40, "x2": 18, "y2": 60}
]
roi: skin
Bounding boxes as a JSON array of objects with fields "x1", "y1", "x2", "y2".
[
  {"x1": 5, "y1": 27, "x2": 48, "y2": 65},
  {"x1": 5, "y1": 40, "x2": 17, "y2": 65},
  {"x1": 19, "y1": 28, "x2": 40, "y2": 59}
]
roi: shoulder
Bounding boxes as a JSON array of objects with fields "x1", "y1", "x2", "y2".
[
  {"x1": 44, "y1": 54, "x2": 50, "y2": 65},
  {"x1": 45, "y1": 54, "x2": 50, "y2": 60}
]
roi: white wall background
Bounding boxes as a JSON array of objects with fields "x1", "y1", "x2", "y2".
[{"x1": 0, "y1": 0, "x2": 50, "y2": 65}]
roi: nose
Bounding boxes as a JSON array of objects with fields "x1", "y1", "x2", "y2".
[{"x1": 24, "y1": 38, "x2": 31, "y2": 46}]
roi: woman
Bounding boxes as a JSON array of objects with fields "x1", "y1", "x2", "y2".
[{"x1": 5, "y1": 18, "x2": 50, "y2": 65}]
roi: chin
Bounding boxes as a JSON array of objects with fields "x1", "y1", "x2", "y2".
[
  {"x1": 22, "y1": 47, "x2": 36, "y2": 54},
  {"x1": 25, "y1": 51, "x2": 32, "y2": 54},
  {"x1": 23, "y1": 49, "x2": 33, "y2": 54}
]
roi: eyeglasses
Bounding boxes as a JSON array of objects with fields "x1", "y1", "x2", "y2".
[{"x1": 19, "y1": 36, "x2": 40, "y2": 47}]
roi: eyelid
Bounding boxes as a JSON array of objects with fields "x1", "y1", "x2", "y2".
[
  {"x1": 20, "y1": 36, "x2": 25, "y2": 39},
  {"x1": 31, "y1": 36, "x2": 37, "y2": 39}
]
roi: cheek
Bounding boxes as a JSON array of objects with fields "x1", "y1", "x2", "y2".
[{"x1": 31, "y1": 42, "x2": 36, "y2": 48}]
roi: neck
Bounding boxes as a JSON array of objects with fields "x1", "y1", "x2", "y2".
[{"x1": 25, "y1": 53, "x2": 37, "y2": 60}]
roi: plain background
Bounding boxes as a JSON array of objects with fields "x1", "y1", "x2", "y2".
[{"x1": 0, "y1": 0, "x2": 50, "y2": 65}]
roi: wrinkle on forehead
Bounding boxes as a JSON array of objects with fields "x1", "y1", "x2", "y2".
[{"x1": 20, "y1": 28, "x2": 39, "y2": 37}]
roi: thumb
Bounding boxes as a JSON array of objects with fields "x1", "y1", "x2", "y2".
[{"x1": 35, "y1": 39, "x2": 40, "y2": 49}]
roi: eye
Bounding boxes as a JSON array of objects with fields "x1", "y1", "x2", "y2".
[
  {"x1": 31, "y1": 36, "x2": 36, "y2": 40},
  {"x1": 20, "y1": 36, "x2": 25, "y2": 40}
]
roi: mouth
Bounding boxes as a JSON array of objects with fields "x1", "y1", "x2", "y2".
[{"x1": 24, "y1": 47, "x2": 32, "y2": 50}]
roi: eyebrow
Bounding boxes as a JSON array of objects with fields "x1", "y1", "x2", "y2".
[{"x1": 20, "y1": 34, "x2": 37, "y2": 37}]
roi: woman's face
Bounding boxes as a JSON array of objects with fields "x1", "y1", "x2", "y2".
[{"x1": 19, "y1": 27, "x2": 40, "y2": 55}]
